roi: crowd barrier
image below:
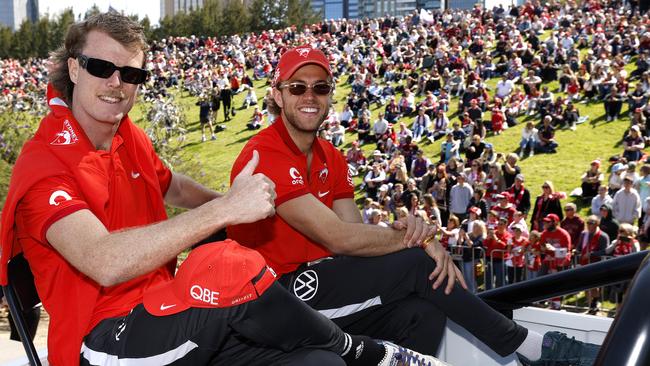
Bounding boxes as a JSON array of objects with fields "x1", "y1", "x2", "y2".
[{"x1": 448, "y1": 245, "x2": 625, "y2": 315}]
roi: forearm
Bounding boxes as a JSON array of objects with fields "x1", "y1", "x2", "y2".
[
  {"x1": 165, "y1": 173, "x2": 221, "y2": 209},
  {"x1": 329, "y1": 222, "x2": 408, "y2": 256},
  {"x1": 65, "y1": 197, "x2": 236, "y2": 287}
]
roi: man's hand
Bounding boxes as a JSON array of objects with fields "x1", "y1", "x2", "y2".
[
  {"x1": 425, "y1": 239, "x2": 468, "y2": 294},
  {"x1": 224, "y1": 150, "x2": 276, "y2": 224},
  {"x1": 392, "y1": 215, "x2": 436, "y2": 248}
]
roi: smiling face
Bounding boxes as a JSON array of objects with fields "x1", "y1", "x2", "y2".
[
  {"x1": 273, "y1": 64, "x2": 331, "y2": 134},
  {"x1": 68, "y1": 30, "x2": 144, "y2": 128}
]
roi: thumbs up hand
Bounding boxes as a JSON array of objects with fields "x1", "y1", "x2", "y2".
[{"x1": 226, "y1": 150, "x2": 276, "y2": 224}]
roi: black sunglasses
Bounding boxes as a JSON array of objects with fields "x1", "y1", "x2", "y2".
[
  {"x1": 278, "y1": 81, "x2": 333, "y2": 96},
  {"x1": 77, "y1": 55, "x2": 149, "y2": 85}
]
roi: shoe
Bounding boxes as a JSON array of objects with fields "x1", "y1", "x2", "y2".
[
  {"x1": 378, "y1": 341, "x2": 450, "y2": 366},
  {"x1": 517, "y1": 331, "x2": 600, "y2": 366},
  {"x1": 211, "y1": 135, "x2": 216, "y2": 140},
  {"x1": 201, "y1": 135, "x2": 206, "y2": 142}
]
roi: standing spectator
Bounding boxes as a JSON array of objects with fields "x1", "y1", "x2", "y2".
[
  {"x1": 196, "y1": 95, "x2": 216, "y2": 142},
  {"x1": 456, "y1": 222, "x2": 486, "y2": 293},
  {"x1": 577, "y1": 216, "x2": 610, "y2": 314},
  {"x1": 507, "y1": 174, "x2": 531, "y2": 216},
  {"x1": 493, "y1": 193, "x2": 517, "y2": 224},
  {"x1": 484, "y1": 218, "x2": 512, "y2": 289},
  {"x1": 491, "y1": 108, "x2": 506, "y2": 135},
  {"x1": 581, "y1": 160, "x2": 604, "y2": 199},
  {"x1": 540, "y1": 214, "x2": 573, "y2": 309},
  {"x1": 502, "y1": 153, "x2": 521, "y2": 189},
  {"x1": 599, "y1": 203, "x2": 621, "y2": 243},
  {"x1": 560, "y1": 203, "x2": 585, "y2": 247},
  {"x1": 591, "y1": 186, "x2": 613, "y2": 217},
  {"x1": 519, "y1": 122, "x2": 538, "y2": 158},
  {"x1": 612, "y1": 176, "x2": 642, "y2": 224},
  {"x1": 210, "y1": 86, "x2": 221, "y2": 123},
  {"x1": 506, "y1": 225, "x2": 528, "y2": 284},
  {"x1": 608, "y1": 162, "x2": 628, "y2": 196},
  {"x1": 530, "y1": 181, "x2": 564, "y2": 231},
  {"x1": 526, "y1": 231, "x2": 543, "y2": 280},
  {"x1": 220, "y1": 81, "x2": 233, "y2": 121},
  {"x1": 449, "y1": 174, "x2": 474, "y2": 221}
]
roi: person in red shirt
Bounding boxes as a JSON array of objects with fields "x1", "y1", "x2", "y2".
[
  {"x1": 506, "y1": 225, "x2": 529, "y2": 284},
  {"x1": 0, "y1": 14, "x2": 423, "y2": 366},
  {"x1": 483, "y1": 218, "x2": 512, "y2": 289},
  {"x1": 560, "y1": 203, "x2": 585, "y2": 247},
  {"x1": 539, "y1": 213, "x2": 573, "y2": 310}
]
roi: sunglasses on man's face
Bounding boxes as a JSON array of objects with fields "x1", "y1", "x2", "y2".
[
  {"x1": 278, "y1": 81, "x2": 333, "y2": 96},
  {"x1": 77, "y1": 55, "x2": 149, "y2": 85}
]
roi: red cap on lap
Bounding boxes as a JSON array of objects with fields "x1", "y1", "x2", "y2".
[{"x1": 143, "y1": 239, "x2": 277, "y2": 316}]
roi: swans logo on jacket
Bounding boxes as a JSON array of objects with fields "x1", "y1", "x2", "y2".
[{"x1": 50, "y1": 120, "x2": 79, "y2": 146}]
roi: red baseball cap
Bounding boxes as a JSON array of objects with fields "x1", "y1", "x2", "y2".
[
  {"x1": 272, "y1": 45, "x2": 332, "y2": 86},
  {"x1": 143, "y1": 240, "x2": 277, "y2": 316},
  {"x1": 543, "y1": 214, "x2": 560, "y2": 223}
]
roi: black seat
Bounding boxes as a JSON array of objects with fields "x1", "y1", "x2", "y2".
[{"x1": 2, "y1": 253, "x2": 43, "y2": 366}]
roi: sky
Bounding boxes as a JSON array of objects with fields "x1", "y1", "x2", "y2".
[{"x1": 39, "y1": 0, "x2": 161, "y2": 24}]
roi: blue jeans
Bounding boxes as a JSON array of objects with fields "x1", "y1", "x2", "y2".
[
  {"x1": 412, "y1": 124, "x2": 427, "y2": 140},
  {"x1": 520, "y1": 137, "x2": 535, "y2": 153},
  {"x1": 535, "y1": 140, "x2": 558, "y2": 153},
  {"x1": 485, "y1": 258, "x2": 506, "y2": 290},
  {"x1": 462, "y1": 260, "x2": 477, "y2": 293}
]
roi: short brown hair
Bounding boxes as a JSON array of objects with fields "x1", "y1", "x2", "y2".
[{"x1": 49, "y1": 12, "x2": 149, "y2": 105}]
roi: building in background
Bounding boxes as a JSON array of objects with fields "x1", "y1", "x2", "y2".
[
  {"x1": 313, "y1": 0, "x2": 445, "y2": 19},
  {"x1": 161, "y1": 0, "x2": 205, "y2": 19},
  {"x1": 0, "y1": 0, "x2": 38, "y2": 31}
]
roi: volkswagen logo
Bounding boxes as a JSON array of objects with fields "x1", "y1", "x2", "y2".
[{"x1": 293, "y1": 270, "x2": 318, "y2": 301}]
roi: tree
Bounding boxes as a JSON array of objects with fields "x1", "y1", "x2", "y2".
[
  {"x1": 287, "y1": 0, "x2": 320, "y2": 29},
  {"x1": 84, "y1": 4, "x2": 102, "y2": 19},
  {"x1": 221, "y1": 0, "x2": 250, "y2": 36}
]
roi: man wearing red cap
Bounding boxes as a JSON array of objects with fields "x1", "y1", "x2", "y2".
[
  {"x1": 229, "y1": 45, "x2": 600, "y2": 366},
  {"x1": 1, "y1": 15, "x2": 437, "y2": 366}
]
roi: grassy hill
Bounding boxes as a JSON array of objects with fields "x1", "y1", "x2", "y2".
[{"x1": 123, "y1": 70, "x2": 630, "y2": 219}]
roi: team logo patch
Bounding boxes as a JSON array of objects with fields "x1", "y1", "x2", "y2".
[
  {"x1": 289, "y1": 167, "x2": 304, "y2": 185},
  {"x1": 296, "y1": 47, "x2": 311, "y2": 58},
  {"x1": 319, "y1": 167, "x2": 329, "y2": 183},
  {"x1": 49, "y1": 190, "x2": 72, "y2": 206},
  {"x1": 190, "y1": 284, "x2": 220, "y2": 305},
  {"x1": 293, "y1": 270, "x2": 318, "y2": 301},
  {"x1": 50, "y1": 119, "x2": 79, "y2": 146}
]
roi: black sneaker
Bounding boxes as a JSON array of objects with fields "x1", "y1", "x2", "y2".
[{"x1": 517, "y1": 331, "x2": 600, "y2": 366}]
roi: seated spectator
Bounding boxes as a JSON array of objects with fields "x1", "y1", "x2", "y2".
[
  {"x1": 410, "y1": 150, "x2": 431, "y2": 182},
  {"x1": 329, "y1": 120, "x2": 345, "y2": 147},
  {"x1": 623, "y1": 125, "x2": 645, "y2": 162},
  {"x1": 339, "y1": 104, "x2": 353, "y2": 127},
  {"x1": 363, "y1": 162, "x2": 387, "y2": 199},
  {"x1": 465, "y1": 134, "x2": 486, "y2": 163},
  {"x1": 411, "y1": 108, "x2": 431, "y2": 142},
  {"x1": 246, "y1": 107, "x2": 263, "y2": 130},
  {"x1": 372, "y1": 112, "x2": 389, "y2": 140},
  {"x1": 608, "y1": 161, "x2": 628, "y2": 196},
  {"x1": 345, "y1": 141, "x2": 366, "y2": 175},
  {"x1": 495, "y1": 74, "x2": 515, "y2": 103},
  {"x1": 581, "y1": 160, "x2": 604, "y2": 199},
  {"x1": 604, "y1": 85, "x2": 625, "y2": 122},
  {"x1": 398, "y1": 88, "x2": 416, "y2": 115},
  {"x1": 357, "y1": 115, "x2": 371, "y2": 144},
  {"x1": 440, "y1": 132, "x2": 460, "y2": 163},
  {"x1": 431, "y1": 109, "x2": 449, "y2": 141},
  {"x1": 241, "y1": 85, "x2": 258, "y2": 109},
  {"x1": 491, "y1": 108, "x2": 506, "y2": 135},
  {"x1": 396, "y1": 122, "x2": 413, "y2": 144},
  {"x1": 535, "y1": 115, "x2": 558, "y2": 154},
  {"x1": 447, "y1": 69, "x2": 465, "y2": 96}
]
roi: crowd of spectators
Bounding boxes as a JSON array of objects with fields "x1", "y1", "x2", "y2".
[{"x1": 1, "y1": 0, "x2": 649, "y2": 310}]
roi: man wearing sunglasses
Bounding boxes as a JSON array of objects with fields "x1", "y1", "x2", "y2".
[
  {"x1": 1, "y1": 13, "x2": 439, "y2": 366},
  {"x1": 229, "y1": 45, "x2": 600, "y2": 366}
]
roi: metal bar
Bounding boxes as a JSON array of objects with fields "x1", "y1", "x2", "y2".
[
  {"x1": 478, "y1": 251, "x2": 647, "y2": 310},
  {"x1": 2, "y1": 284, "x2": 42, "y2": 366},
  {"x1": 595, "y1": 252, "x2": 650, "y2": 366}
]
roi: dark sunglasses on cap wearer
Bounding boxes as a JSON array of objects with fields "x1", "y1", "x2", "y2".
[
  {"x1": 77, "y1": 55, "x2": 149, "y2": 85},
  {"x1": 278, "y1": 81, "x2": 333, "y2": 96}
]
